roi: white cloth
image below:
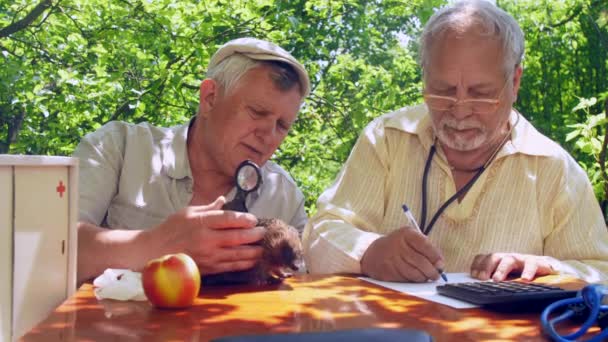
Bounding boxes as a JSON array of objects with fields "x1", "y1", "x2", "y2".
[
  {"x1": 73, "y1": 119, "x2": 307, "y2": 232},
  {"x1": 93, "y1": 269, "x2": 147, "y2": 301}
]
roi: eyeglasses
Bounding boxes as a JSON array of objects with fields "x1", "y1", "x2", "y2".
[{"x1": 423, "y1": 80, "x2": 509, "y2": 115}]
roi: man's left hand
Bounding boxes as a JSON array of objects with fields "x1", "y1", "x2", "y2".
[{"x1": 470, "y1": 253, "x2": 555, "y2": 281}]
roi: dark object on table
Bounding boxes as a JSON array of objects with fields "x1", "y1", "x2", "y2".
[
  {"x1": 211, "y1": 328, "x2": 433, "y2": 342},
  {"x1": 541, "y1": 284, "x2": 608, "y2": 341},
  {"x1": 437, "y1": 281, "x2": 578, "y2": 312},
  {"x1": 202, "y1": 218, "x2": 303, "y2": 286}
]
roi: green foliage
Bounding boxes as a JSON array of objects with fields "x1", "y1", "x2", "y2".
[
  {"x1": 566, "y1": 96, "x2": 608, "y2": 213},
  {"x1": 502, "y1": 0, "x2": 608, "y2": 141},
  {"x1": 0, "y1": 0, "x2": 440, "y2": 214},
  {"x1": 1, "y1": 0, "x2": 607, "y2": 218},
  {"x1": 502, "y1": 0, "x2": 608, "y2": 218}
]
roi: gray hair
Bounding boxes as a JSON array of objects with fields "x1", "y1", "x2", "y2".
[
  {"x1": 206, "y1": 53, "x2": 303, "y2": 98},
  {"x1": 419, "y1": 0, "x2": 525, "y2": 78}
]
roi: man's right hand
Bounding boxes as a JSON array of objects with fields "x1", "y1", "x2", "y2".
[
  {"x1": 77, "y1": 196, "x2": 266, "y2": 284},
  {"x1": 152, "y1": 196, "x2": 265, "y2": 276},
  {"x1": 360, "y1": 227, "x2": 444, "y2": 282}
]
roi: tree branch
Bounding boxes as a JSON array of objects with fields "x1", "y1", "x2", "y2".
[
  {"x1": 548, "y1": 4, "x2": 583, "y2": 28},
  {"x1": 56, "y1": 5, "x2": 88, "y2": 39},
  {"x1": 584, "y1": 9, "x2": 608, "y2": 51},
  {"x1": 107, "y1": 92, "x2": 149, "y2": 122},
  {"x1": 182, "y1": 83, "x2": 199, "y2": 90},
  {"x1": 106, "y1": 7, "x2": 273, "y2": 124},
  {"x1": 311, "y1": 54, "x2": 336, "y2": 94},
  {"x1": 0, "y1": 0, "x2": 53, "y2": 39},
  {"x1": 8, "y1": 35, "x2": 60, "y2": 64},
  {"x1": 307, "y1": 94, "x2": 351, "y2": 145}
]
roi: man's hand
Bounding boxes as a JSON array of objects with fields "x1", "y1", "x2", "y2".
[
  {"x1": 470, "y1": 253, "x2": 555, "y2": 281},
  {"x1": 360, "y1": 227, "x2": 444, "y2": 282},
  {"x1": 152, "y1": 196, "x2": 265, "y2": 275}
]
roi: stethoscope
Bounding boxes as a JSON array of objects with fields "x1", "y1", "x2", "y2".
[
  {"x1": 418, "y1": 113, "x2": 519, "y2": 235},
  {"x1": 541, "y1": 284, "x2": 608, "y2": 341},
  {"x1": 221, "y1": 160, "x2": 262, "y2": 213}
]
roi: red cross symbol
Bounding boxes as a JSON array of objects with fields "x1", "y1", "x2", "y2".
[{"x1": 56, "y1": 180, "x2": 66, "y2": 198}]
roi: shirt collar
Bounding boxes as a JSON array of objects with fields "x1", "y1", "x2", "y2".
[
  {"x1": 163, "y1": 118, "x2": 193, "y2": 180},
  {"x1": 507, "y1": 109, "x2": 555, "y2": 157},
  {"x1": 162, "y1": 117, "x2": 265, "y2": 199},
  {"x1": 384, "y1": 104, "x2": 554, "y2": 158}
]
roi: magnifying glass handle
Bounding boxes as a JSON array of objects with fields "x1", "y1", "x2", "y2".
[{"x1": 222, "y1": 191, "x2": 249, "y2": 212}]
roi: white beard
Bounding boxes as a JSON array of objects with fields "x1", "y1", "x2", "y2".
[{"x1": 433, "y1": 116, "x2": 488, "y2": 151}]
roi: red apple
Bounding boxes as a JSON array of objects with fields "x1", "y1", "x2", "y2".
[{"x1": 142, "y1": 253, "x2": 201, "y2": 309}]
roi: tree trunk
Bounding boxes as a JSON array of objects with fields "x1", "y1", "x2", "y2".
[
  {"x1": 0, "y1": 0, "x2": 53, "y2": 38},
  {"x1": 0, "y1": 110, "x2": 25, "y2": 154}
]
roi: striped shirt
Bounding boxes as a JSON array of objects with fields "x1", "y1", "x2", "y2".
[{"x1": 303, "y1": 104, "x2": 608, "y2": 283}]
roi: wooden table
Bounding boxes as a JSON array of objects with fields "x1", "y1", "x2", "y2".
[{"x1": 20, "y1": 274, "x2": 587, "y2": 341}]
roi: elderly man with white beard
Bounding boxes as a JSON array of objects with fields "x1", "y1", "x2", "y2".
[{"x1": 302, "y1": 0, "x2": 608, "y2": 283}]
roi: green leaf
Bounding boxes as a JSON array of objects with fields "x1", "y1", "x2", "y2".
[
  {"x1": 565, "y1": 130, "x2": 581, "y2": 141},
  {"x1": 573, "y1": 97, "x2": 597, "y2": 112}
]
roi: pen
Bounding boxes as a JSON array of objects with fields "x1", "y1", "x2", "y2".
[{"x1": 401, "y1": 204, "x2": 448, "y2": 282}]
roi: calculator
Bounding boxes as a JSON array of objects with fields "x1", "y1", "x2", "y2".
[{"x1": 437, "y1": 281, "x2": 578, "y2": 310}]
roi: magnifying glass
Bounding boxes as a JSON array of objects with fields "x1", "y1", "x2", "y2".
[{"x1": 222, "y1": 160, "x2": 262, "y2": 212}]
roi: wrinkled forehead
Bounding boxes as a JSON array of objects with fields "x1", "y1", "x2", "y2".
[
  {"x1": 424, "y1": 30, "x2": 506, "y2": 83},
  {"x1": 426, "y1": 22, "x2": 503, "y2": 60},
  {"x1": 427, "y1": 16, "x2": 501, "y2": 50}
]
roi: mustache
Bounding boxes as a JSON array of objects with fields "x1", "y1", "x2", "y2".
[{"x1": 440, "y1": 117, "x2": 484, "y2": 130}]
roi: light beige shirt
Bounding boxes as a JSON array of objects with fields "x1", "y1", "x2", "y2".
[
  {"x1": 303, "y1": 104, "x2": 608, "y2": 282},
  {"x1": 74, "y1": 120, "x2": 307, "y2": 232}
]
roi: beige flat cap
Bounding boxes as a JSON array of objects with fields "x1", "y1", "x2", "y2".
[{"x1": 208, "y1": 37, "x2": 310, "y2": 97}]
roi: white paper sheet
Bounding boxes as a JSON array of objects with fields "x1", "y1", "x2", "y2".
[{"x1": 360, "y1": 273, "x2": 483, "y2": 309}]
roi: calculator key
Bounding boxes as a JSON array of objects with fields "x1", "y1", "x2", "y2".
[{"x1": 436, "y1": 280, "x2": 578, "y2": 308}]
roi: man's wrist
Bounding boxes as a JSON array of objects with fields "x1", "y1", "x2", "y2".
[
  {"x1": 360, "y1": 237, "x2": 382, "y2": 275},
  {"x1": 132, "y1": 226, "x2": 167, "y2": 269}
]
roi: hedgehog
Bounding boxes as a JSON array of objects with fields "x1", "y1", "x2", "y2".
[{"x1": 202, "y1": 218, "x2": 303, "y2": 286}]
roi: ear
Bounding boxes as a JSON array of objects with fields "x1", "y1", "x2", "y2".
[
  {"x1": 198, "y1": 79, "x2": 219, "y2": 118},
  {"x1": 511, "y1": 65, "x2": 523, "y2": 103}
]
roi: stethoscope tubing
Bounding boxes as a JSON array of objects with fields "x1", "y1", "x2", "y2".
[{"x1": 541, "y1": 286, "x2": 608, "y2": 341}]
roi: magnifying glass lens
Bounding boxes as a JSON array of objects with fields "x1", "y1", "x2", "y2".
[{"x1": 237, "y1": 164, "x2": 260, "y2": 192}]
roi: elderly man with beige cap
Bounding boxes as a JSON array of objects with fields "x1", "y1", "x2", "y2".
[{"x1": 74, "y1": 38, "x2": 310, "y2": 283}]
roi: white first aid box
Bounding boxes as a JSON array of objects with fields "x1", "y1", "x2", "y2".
[{"x1": 0, "y1": 155, "x2": 78, "y2": 341}]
